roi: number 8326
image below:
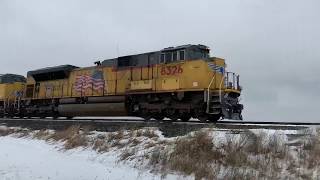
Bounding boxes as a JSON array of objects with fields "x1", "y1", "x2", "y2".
[{"x1": 160, "y1": 65, "x2": 183, "y2": 76}]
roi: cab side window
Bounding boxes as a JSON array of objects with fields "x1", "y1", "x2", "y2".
[
  {"x1": 173, "y1": 51, "x2": 178, "y2": 61},
  {"x1": 165, "y1": 52, "x2": 172, "y2": 63},
  {"x1": 179, "y1": 50, "x2": 185, "y2": 61},
  {"x1": 160, "y1": 53, "x2": 165, "y2": 63},
  {"x1": 160, "y1": 49, "x2": 185, "y2": 63}
]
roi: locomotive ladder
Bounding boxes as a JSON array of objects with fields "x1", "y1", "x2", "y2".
[
  {"x1": 3, "y1": 98, "x2": 8, "y2": 116},
  {"x1": 13, "y1": 96, "x2": 21, "y2": 114},
  {"x1": 206, "y1": 74, "x2": 224, "y2": 115}
]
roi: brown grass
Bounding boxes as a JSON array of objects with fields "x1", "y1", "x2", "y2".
[
  {"x1": 135, "y1": 129, "x2": 143, "y2": 137},
  {"x1": 64, "y1": 133, "x2": 87, "y2": 149},
  {"x1": 128, "y1": 138, "x2": 141, "y2": 147},
  {"x1": 142, "y1": 128, "x2": 158, "y2": 138},
  {"x1": 5, "y1": 125, "x2": 318, "y2": 179},
  {"x1": 33, "y1": 130, "x2": 51, "y2": 140},
  {"x1": 48, "y1": 125, "x2": 87, "y2": 149},
  {"x1": 14, "y1": 129, "x2": 31, "y2": 138},
  {"x1": 93, "y1": 138, "x2": 109, "y2": 152},
  {"x1": 108, "y1": 130, "x2": 124, "y2": 142},
  {"x1": 222, "y1": 133, "x2": 249, "y2": 167},
  {"x1": 145, "y1": 142, "x2": 156, "y2": 149},
  {"x1": 222, "y1": 131, "x2": 288, "y2": 178},
  {"x1": 301, "y1": 129, "x2": 320, "y2": 170},
  {"x1": 169, "y1": 131, "x2": 223, "y2": 180},
  {"x1": 144, "y1": 130, "x2": 293, "y2": 179},
  {"x1": 120, "y1": 148, "x2": 136, "y2": 161},
  {"x1": 149, "y1": 146, "x2": 170, "y2": 170},
  {"x1": 0, "y1": 127, "x2": 15, "y2": 136}
]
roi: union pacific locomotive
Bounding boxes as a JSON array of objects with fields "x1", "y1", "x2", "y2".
[{"x1": 0, "y1": 44, "x2": 243, "y2": 122}]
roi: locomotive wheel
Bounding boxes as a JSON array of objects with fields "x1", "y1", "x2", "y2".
[
  {"x1": 198, "y1": 116, "x2": 208, "y2": 122},
  {"x1": 180, "y1": 115, "x2": 190, "y2": 122},
  {"x1": 142, "y1": 114, "x2": 152, "y2": 121},
  {"x1": 209, "y1": 115, "x2": 221, "y2": 122},
  {"x1": 170, "y1": 117, "x2": 178, "y2": 122},
  {"x1": 153, "y1": 113, "x2": 164, "y2": 121}
]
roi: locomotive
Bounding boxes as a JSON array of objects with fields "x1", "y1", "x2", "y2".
[{"x1": 0, "y1": 44, "x2": 243, "y2": 122}]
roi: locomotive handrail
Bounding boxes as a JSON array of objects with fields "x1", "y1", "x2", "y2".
[
  {"x1": 219, "y1": 73, "x2": 225, "y2": 103},
  {"x1": 206, "y1": 74, "x2": 215, "y2": 113}
]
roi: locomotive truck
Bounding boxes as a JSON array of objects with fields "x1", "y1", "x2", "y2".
[{"x1": 0, "y1": 44, "x2": 243, "y2": 122}]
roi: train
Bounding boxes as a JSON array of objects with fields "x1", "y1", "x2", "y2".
[{"x1": 0, "y1": 44, "x2": 243, "y2": 122}]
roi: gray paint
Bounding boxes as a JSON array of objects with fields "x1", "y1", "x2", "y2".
[
  {"x1": 102, "y1": 44, "x2": 209, "y2": 67},
  {"x1": 0, "y1": 74, "x2": 26, "y2": 83}
]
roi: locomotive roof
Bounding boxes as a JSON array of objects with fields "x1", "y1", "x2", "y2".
[
  {"x1": 27, "y1": 64, "x2": 79, "y2": 81},
  {"x1": 161, "y1": 44, "x2": 209, "y2": 51},
  {"x1": 101, "y1": 44, "x2": 210, "y2": 67},
  {"x1": 27, "y1": 65, "x2": 79, "y2": 76},
  {"x1": 0, "y1": 74, "x2": 26, "y2": 84}
]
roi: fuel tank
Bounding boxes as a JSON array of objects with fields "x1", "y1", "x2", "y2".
[{"x1": 58, "y1": 103, "x2": 127, "y2": 117}]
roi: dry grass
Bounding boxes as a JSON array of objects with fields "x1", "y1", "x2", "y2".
[
  {"x1": 144, "y1": 130, "x2": 293, "y2": 179},
  {"x1": 108, "y1": 130, "x2": 124, "y2": 142},
  {"x1": 92, "y1": 139, "x2": 109, "y2": 153},
  {"x1": 48, "y1": 125, "x2": 88, "y2": 149},
  {"x1": 222, "y1": 133, "x2": 249, "y2": 167},
  {"x1": 224, "y1": 131, "x2": 288, "y2": 178},
  {"x1": 301, "y1": 129, "x2": 320, "y2": 170},
  {"x1": 33, "y1": 129, "x2": 51, "y2": 140},
  {"x1": 4, "y1": 125, "x2": 320, "y2": 179},
  {"x1": 15, "y1": 129, "x2": 31, "y2": 138},
  {"x1": 169, "y1": 131, "x2": 223, "y2": 180},
  {"x1": 142, "y1": 128, "x2": 158, "y2": 138},
  {"x1": 145, "y1": 142, "x2": 156, "y2": 149},
  {"x1": 149, "y1": 146, "x2": 170, "y2": 171},
  {"x1": 120, "y1": 148, "x2": 136, "y2": 161},
  {"x1": 64, "y1": 133, "x2": 87, "y2": 149},
  {"x1": 127, "y1": 138, "x2": 141, "y2": 147},
  {"x1": 135, "y1": 129, "x2": 143, "y2": 137},
  {"x1": 0, "y1": 127, "x2": 15, "y2": 136}
]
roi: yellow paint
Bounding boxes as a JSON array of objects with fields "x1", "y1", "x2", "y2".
[
  {"x1": 161, "y1": 78, "x2": 179, "y2": 90},
  {"x1": 35, "y1": 79, "x2": 67, "y2": 99},
  {"x1": 23, "y1": 57, "x2": 240, "y2": 100},
  {"x1": 0, "y1": 82, "x2": 25, "y2": 101},
  {"x1": 130, "y1": 80, "x2": 153, "y2": 90}
]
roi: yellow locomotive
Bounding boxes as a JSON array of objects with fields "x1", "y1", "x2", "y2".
[
  {"x1": 0, "y1": 74, "x2": 26, "y2": 117},
  {"x1": 1, "y1": 44, "x2": 243, "y2": 121}
]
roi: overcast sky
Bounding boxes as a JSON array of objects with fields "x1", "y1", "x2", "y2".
[{"x1": 1, "y1": 0, "x2": 320, "y2": 122}]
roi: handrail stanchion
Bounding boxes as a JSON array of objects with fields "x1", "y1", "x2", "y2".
[
  {"x1": 219, "y1": 73, "x2": 226, "y2": 103},
  {"x1": 206, "y1": 74, "x2": 216, "y2": 113}
]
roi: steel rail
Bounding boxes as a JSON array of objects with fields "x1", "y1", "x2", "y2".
[
  {"x1": 0, "y1": 118, "x2": 319, "y2": 126},
  {"x1": 0, "y1": 118, "x2": 313, "y2": 138}
]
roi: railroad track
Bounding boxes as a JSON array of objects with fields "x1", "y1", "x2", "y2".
[
  {"x1": 1, "y1": 117, "x2": 320, "y2": 125},
  {"x1": 0, "y1": 117, "x2": 317, "y2": 137}
]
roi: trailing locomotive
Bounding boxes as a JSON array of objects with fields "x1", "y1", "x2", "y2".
[{"x1": 0, "y1": 44, "x2": 243, "y2": 122}]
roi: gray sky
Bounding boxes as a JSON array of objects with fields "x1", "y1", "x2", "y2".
[{"x1": 1, "y1": 0, "x2": 320, "y2": 122}]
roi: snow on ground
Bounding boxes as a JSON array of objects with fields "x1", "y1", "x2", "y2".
[
  {"x1": 0, "y1": 125, "x2": 318, "y2": 180},
  {"x1": 0, "y1": 136, "x2": 185, "y2": 180}
]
